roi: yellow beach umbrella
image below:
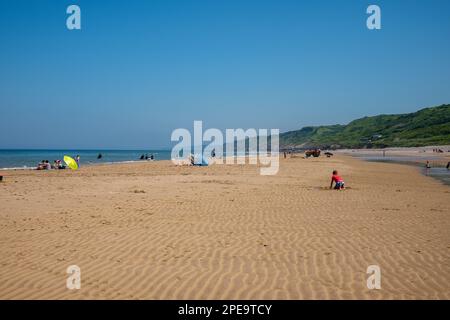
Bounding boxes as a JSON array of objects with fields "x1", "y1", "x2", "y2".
[{"x1": 64, "y1": 155, "x2": 78, "y2": 170}]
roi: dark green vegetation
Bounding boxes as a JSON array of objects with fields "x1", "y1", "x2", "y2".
[{"x1": 280, "y1": 104, "x2": 450, "y2": 149}]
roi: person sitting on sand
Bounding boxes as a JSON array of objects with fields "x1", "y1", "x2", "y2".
[
  {"x1": 330, "y1": 170, "x2": 345, "y2": 190},
  {"x1": 36, "y1": 160, "x2": 46, "y2": 170},
  {"x1": 53, "y1": 159, "x2": 65, "y2": 169},
  {"x1": 37, "y1": 160, "x2": 51, "y2": 170}
]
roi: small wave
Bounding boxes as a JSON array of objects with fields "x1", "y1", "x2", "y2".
[{"x1": 0, "y1": 166, "x2": 36, "y2": 171}]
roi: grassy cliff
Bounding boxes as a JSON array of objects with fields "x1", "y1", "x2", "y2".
[{"x1": 280, "y1": 104, "x2": 450, "y2": 148}]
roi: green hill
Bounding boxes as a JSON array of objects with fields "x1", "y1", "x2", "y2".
[{"x1": 280, "y1": 104, "x2": 450, "y2": 149}]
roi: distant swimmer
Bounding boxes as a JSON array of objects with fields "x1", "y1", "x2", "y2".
[
  {"x1": 446, "y1": 161, "x2": 450, "y2": 170},
  {"x1": 425, "y1": 161, "x2": 431, "y2": 169},
  {"x1": 140, "y1": 154, "x2": 145, "y2": 160},
  {"x1": 97, "y1": 153, "x2": 102, "y2": 159}
]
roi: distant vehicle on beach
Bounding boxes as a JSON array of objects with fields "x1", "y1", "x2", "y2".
[{"x1": 305, "y1": 149, "x2": 321, "y2": 158}]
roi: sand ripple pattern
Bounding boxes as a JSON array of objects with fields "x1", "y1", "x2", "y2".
[{"x1": 0, "y1": 157, "x2": 449, "y2": 299}]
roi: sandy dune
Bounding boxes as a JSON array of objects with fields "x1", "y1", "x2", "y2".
[{"x1": 0, "y1": 156, "x2": 449, "y2": 299}]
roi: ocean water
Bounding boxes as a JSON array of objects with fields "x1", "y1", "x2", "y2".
[{"x1": 0, "y1": 150, "x2": 172, "y2": 170}]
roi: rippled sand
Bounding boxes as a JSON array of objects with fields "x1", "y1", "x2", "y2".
[{"x1": 0, "y1": 156, "x2": 449, "y2": 299}]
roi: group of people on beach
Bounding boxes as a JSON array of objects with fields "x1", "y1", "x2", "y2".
[
  {"x1": 37, "y1": 160, "x2": 65, "y2": 170},
  {"x1": 36, "y1": 155, "x2": 80, "y2": 170},
  {"x1": 139, "y1": 154, "x2": 154, "y2": 160}
]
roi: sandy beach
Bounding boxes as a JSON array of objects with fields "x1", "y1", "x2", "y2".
[{"x1": 0, "y1": 155, "x2": 449, "y2": 299}]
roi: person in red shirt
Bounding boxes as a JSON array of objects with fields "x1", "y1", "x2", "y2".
[{"x1": 330, "y1": 170, "x2": 345, "y2": 190}]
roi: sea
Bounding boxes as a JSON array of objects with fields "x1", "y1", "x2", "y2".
[{"x1": 0, "y1": 149, "x2": 172, "y2": 170}]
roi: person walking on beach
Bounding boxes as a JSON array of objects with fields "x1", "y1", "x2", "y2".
[{"x1": 330, "y1": 170, "x2": 345, "y2": 190}]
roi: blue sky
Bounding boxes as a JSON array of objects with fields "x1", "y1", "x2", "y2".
[{"x1": 1, "y1": 0, "x2": 449, "y2": 149}]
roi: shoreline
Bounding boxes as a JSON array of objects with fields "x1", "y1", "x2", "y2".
[
  {"x1": 0, "y1": 149, "x2": 172, "y2": 171},
  {"x1": 0, "y1": 159, "x2": 159, "y2": 171},
  {"x1": 2, "y1": 147, "x2": 450, "y2": 186},
  {"x1": 334, "y1": 148, "x2": 450, "y2": 186},
  {"x1": 335, "y1": 146, "x2": 450, "y2": 161}
]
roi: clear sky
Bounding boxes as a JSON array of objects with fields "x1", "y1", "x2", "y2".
[{"x1": 1, "y1": 0, "x2": 449, "y2": 149}]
